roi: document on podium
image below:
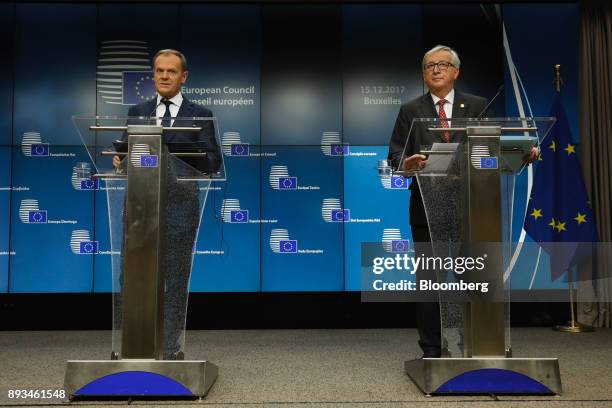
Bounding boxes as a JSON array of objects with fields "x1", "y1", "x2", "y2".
[{"x1": 422, "y1": 142, "x2": 459, "y2": 173}]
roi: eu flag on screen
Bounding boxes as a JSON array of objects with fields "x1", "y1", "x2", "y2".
[
  {"x1": 524, "y1": 94, "x2": 598, "y2": 280},
  {"x1": 123, "y1": 71, "x2": 156, "y2": 105}
]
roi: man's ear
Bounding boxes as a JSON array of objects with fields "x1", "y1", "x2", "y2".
[{"x1": 181, "y1": 70, "x2": 189, "y2": 85}]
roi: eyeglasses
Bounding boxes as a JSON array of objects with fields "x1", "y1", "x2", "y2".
[{"x1": 423, "y1": 61, "x2": 455, "y2": 72}]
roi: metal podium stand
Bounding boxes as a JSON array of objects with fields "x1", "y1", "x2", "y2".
[
  {"x1": 398, "y1": 117, "x2": 562, "y2": 395},
  {"x1": 64, "y1": 116, "x2": 225, "y2": 399}
]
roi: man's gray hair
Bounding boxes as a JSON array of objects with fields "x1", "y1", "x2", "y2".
[
  {"x1": 422, "y1": 45, "x2": 461, "y2": 69},
  {"x1": 152, "y1": 49, "x2": 188, "y2": 72}
]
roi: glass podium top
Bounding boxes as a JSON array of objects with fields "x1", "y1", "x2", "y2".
[
  {"x1": 395, "y1": 117, "x2": 556, "y2": 176},
  {"x1": 72, "y1": 115, "x2": 226, "y2": 181}
]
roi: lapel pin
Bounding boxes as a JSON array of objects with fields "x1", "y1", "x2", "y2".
[{"x1": 460, "y1": 103, "x2": 465, "y2": 108}]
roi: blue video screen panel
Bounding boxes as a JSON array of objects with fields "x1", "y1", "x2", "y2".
[
  {"x1": 92, "y1": 184, "x2": 113, "y2": 292},
  {"x1": 179, "y1": 5, "x2": 261, "y2": 146},
  {"x1": 261, "y1": 6, "x2": 342, "y2": 146},
  {"x1": 261, "y1": 146, "x2": 344, "y2": 291},
  {"x1": 342, "y1": 146, "x2": 412, "y2": 290},
  {"x1": 11, "y1": 4, "x2": 96, "y2": 292},
  {"x1": 192, "y1": 146, "x2": 262, "y2": 292},
  {"x1": 0, "y1": 148, "x2": 11, "y2": 292},
  {"x1": 0, "y1": 4, "x2": 14, "y2": 146},
  {"x1": 13, "y1": 4, "x2": 96, "y2": 146},
  {"x1": 342, "y1": 5, "x2": 425, "y2": 146},
  {"x1": 9, "y1": 147, "x2": 94, "y2": 292}
]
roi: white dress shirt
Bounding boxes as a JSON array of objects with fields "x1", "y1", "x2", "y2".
[
  {"x1": 431, "y1": 89, "x2": 455, "y2": 124},
  {"x1": 155, "y1": 93, "x2": 183, "y2": 127}
]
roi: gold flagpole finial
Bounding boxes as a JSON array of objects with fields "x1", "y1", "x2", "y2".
[{"x1": 554, "y1": 64, "x2": 563, "y2": 92}]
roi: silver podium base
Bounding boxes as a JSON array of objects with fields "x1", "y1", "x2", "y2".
[
  {"x1": 405, "y1": 358, "x2": 561, "y2": 395},
  {"x1": 65, "y1": 360, "x2": 218, "y2": 399}
]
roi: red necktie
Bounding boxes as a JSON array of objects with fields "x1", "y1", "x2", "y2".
[{"x1": 437, "y1": 99, "x2": 450, "y2": 142}]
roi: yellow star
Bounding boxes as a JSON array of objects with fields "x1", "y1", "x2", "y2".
[
  {"x1": 549, "y1": 140, "x2": 556, "y2": 152},
  {"x1": 564, "y1": 143, "x2": 575, "y2": 155},
  {"x1": 548, "y1": 218, "x2": 556, "y2": 229},
  {"x1": 574, "y1": 213, "x2": 587, "y2": 224},
  {"x1": 555, "y1": 221, "x2": 567, "y2": 233},
  {"x1": 530, "y1": 208, "x2": 543, "y2": 220}
]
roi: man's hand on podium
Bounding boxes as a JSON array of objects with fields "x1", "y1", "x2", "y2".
[
  {"x1": 404, "y1": 154, "x2": 427, "y2": 171},
  {"x1": 113, "y1": 155, "x2": 121, "y2": 169},
  {"x1": 525, "y1": 147, "x2": 540, "y2": 164}
]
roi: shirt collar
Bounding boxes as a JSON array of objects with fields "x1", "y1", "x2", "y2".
[
  {"x1": 431, "y1": 89, "x2": 455, "y2": 105},
  {"x1": 157, "y1": 92, "x2": 183, "y2": 107}
]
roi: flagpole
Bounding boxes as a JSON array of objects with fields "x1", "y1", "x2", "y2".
[
  {"x1": 554, "y1": 267, "x2": 594, "y2": 332},
  {"x1": 551, "y1": 64, "x2": 595, "y2": 333}
]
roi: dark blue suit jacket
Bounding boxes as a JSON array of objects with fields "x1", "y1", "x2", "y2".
[
  {"x1": 126, "y1": 96, "x2": 222, "y2": 174},
  {"x1": 388, "y1": 90, "x2": 488, "y2": 226}
]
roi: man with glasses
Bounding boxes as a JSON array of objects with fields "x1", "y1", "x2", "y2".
[
  {"x1": 388, "y1": 45, "x2": 488, "y2": 359},
  {"x1": 389, "y1": 44, "x2": 489, "y2": 174},
  {"x1": 388, "y1": 45, "x2": 538, "y2": 358}
]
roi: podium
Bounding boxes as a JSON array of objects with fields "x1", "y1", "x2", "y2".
[
  {"x1": 64, "y1": 116, "x2": 225, "y2": 399},
  {"x1": 396, "y1": 117, "x2": 562, "y2": 395}
]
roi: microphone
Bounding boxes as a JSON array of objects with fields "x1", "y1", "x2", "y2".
[{"x1": 476, "y1": 84, "x2": 504, "y2": 119}]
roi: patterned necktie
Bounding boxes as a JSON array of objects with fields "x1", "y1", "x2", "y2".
[
  {"x1": 437, "y1": 99, "x2": 450, "y2": 142},
  {"x1": 161, "y1": 99, "x2": 172, "y2": 127}
]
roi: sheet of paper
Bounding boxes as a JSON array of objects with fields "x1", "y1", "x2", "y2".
[{"x1": 420, "y1": 142, "x2": 459, "y2": 173}]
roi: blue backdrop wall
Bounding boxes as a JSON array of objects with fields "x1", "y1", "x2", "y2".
[{"x1": 0, "y1": 3, "x2": 579, "y2": 293}]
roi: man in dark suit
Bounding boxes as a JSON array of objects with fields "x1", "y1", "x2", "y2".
[
  {"x1": 389, "y1": 45, "x2": 485, "y2": 358},
  {"x1": 114, "y1": 49, "x2": 221, "y2": 359},
  {"x1": 114, "y1": 49, "x2": 221, "y2": 173},
  {"x1": 388, "y1": 45, "x2": 537, "y2": 358}
]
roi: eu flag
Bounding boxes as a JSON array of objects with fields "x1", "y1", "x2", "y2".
[
  {"x1": 122, "y1": 71, "x2": 156, "y2": 105},
  {"x1": 524, "y1": 94, "x2": 598, "y2": 280}
]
